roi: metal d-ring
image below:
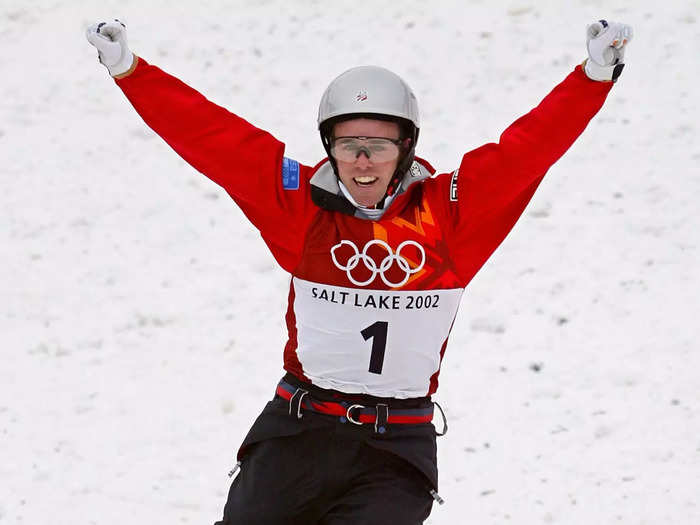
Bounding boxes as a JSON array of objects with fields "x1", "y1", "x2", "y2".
[{"x1": 346, "y1": 404, "x2": 365, "y2": 425}]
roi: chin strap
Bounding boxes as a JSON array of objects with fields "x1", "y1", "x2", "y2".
[
  {"x1": 338, "y1": 181, "x2": 393, "y2": 220},
  {"x1": 380, "y1": 136, "x2": 417, "y2": 206}
]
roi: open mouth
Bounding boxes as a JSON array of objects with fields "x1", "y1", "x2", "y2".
[{"x1": 353, "y1": 176, "x2": 378, "y2": 187}]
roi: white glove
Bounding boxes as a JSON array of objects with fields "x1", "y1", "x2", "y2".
[
  {"x1": 584, "y1": 20, "x2": 633, "y2": 82},
  {"x1": 86, "y1": 19, "x2": 135, "y2": 77}
]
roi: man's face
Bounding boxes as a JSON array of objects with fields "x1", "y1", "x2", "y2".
[{"x1": 331, "y1": 118, "x2": 402, "y2": 207}]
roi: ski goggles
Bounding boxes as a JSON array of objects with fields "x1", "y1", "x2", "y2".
[{"x1": 330, "y1": 136, "x2": 403, "y2": 163}]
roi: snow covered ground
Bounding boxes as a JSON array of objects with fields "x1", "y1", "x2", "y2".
[{"x1": 1, "y1": 1, "x2": 699, "y2": 523}]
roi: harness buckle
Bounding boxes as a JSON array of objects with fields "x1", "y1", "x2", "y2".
[
  {"x1": 374, "y1": 403, "x2": 389, "y2": 434},
  {"x1": 346, "y1": 404, "x2": 365, "y2": 425},
  {"x1": 288, "y1": 388, "x2": 309, "y2": 419}
]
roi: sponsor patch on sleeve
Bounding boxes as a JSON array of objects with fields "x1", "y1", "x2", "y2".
[
  {"x1": 282, "y1": 157, "x2": 300, "y2": 190},
  {"x1": 450, "y1": 169, "x2": 459, "y2": 201}
]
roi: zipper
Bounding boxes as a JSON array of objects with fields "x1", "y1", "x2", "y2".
[
  {"x1": 228, "y1": 461, "x2": 242, "y2": 478},
  {"x1": 430, "y1": 489, "x2": 445, "y2": 505}
]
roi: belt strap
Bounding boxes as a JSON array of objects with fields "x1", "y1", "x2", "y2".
[{"x1": 276, "y1": 380, "x2": 434, "y2": 428}]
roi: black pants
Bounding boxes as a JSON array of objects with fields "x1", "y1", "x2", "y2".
[{"x1": 214, "y1": 384, "x2": 438, "y2": 524}]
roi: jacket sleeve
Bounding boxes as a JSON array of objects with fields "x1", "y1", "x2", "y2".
[
  {"x1": 431, "y1": 65, "x2": 614, "y2": 285},
  {"x1": 114, "y1": 57, "x2": 315, "y2": 272}
]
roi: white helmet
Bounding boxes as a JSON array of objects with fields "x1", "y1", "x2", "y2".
[
  {"x1": 318, "y1": 65, "x2": 419, "y2": 129},
  {"x1": 318, "y1": 66, "x2": 420, "y2": 200}
]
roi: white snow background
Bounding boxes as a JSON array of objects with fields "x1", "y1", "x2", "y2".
[{"x1": 1, "y1": 1, "x2": 699, "y2": 523}]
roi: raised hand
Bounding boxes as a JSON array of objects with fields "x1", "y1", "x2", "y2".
[
  {"x1": 86, "y1": 19, "x2": 136, "y2": 78},
  {"x1": 584, "y1": 20, "x2": 633, "y2": 82}
]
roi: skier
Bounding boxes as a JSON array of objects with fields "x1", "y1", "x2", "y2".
[{"x1": 86, "y1": 18, "x2": 632, "y2": 524}]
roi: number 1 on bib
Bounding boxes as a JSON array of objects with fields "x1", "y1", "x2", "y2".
[{"x1": 361, "y1": 321, "x2": 388, "y2": 375}]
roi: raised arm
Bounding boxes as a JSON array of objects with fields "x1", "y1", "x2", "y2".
[
  {"x1": 86, "y1": 20, "x2": 316, "y2": 272},
  {"x1": 430, "y1": 20, "x2": 633, "y2": 284}
]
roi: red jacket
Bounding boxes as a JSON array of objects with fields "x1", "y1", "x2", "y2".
[{"x1": 116, "y1": 58, "x2": 612, "y2": 398}]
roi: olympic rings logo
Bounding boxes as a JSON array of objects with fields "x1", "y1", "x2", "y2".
[{"x1": 330, "y1": 239, "x2": 426, "y2": 287}]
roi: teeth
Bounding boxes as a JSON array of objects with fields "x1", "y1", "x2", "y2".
[{"x1": 354, "y1": 176, "x2": 377, "y2": 184}]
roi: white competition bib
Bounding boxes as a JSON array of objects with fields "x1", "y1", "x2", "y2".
[{"x1": 292, "y1": 277, "x2": 463, "y2": 398}]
